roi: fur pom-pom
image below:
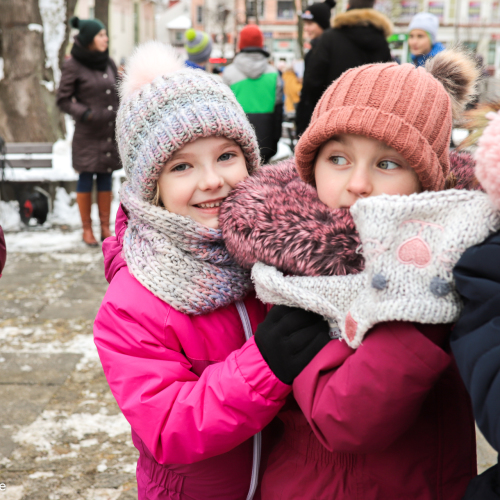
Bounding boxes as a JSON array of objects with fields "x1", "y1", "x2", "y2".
[
  {"x1": 69, "y1": 16, "x2": 79, "y2": 28},
  {"x1": 425, "y1": 46, "x2": 480, "y2": 122},
  {"x1": 475, "y1": 111, "x2": 500, "y2": 208},
  {"x1": 119, "y1": 41, "x2": 184, "y2": 99}
]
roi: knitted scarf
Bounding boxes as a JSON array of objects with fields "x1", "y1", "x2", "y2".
[
  {"x1": 71, "y1": 37, "x2": 110, "y2": 72},
  {"x1": 121, "y1": 183, "x2": 252, "y2": 315},
  {"x1": 221, "y1": 153, "x2": 494, "y2": 348}
]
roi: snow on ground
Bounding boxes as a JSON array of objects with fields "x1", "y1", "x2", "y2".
[
  {"x1": 4, "y1": 229, "x2": 84, "y2": 253},
  {"x1": 13, "y1": 409, "x2": 130, "y2": 458}
]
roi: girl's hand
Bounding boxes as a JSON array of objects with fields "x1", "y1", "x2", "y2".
[{"x1": 254, "y1": 305, "x2": 330, "y2": 385}]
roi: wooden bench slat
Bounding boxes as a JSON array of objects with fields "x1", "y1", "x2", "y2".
[
  {"x1": 7, "y1": 159, "x2": 53, "y2": 169},
  {"x1": 5, "y1": 143, "x2": 54, "y2": 154}
]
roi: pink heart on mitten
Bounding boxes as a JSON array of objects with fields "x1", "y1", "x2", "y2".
[{"x1": 397, "y1": 236, "x2": 432, "y2": 268}]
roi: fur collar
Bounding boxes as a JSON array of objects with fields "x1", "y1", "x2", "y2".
[
  {"x1": 333, "y1": 8, "x2": 393, "y2": 38},
  {"x1": 220, "y1": 152, "x2": 478, "y2": 279}
]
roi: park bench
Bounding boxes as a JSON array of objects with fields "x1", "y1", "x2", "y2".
[
  {"x1": 3, "y1": 142, "x2": 53, "y2": 169},
  {"x1": 0, "y1": 141, "x2": 53, "y2": 225}
]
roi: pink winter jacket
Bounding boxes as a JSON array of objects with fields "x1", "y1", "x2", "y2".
[{"x1": 94, "y1": 206, "x2": 291, "y2": 499}]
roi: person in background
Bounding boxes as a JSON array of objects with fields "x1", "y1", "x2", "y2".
[
  {"x1": 296, "y1": 0, "x2": 336, "y2": 135},
  {"x1": 408, "y1": 12, "x2": 444, "y2": 67},
  {"x1": 184, "y1": 29, "x2": 213, "y2": 70},
  {"x1": 296, "y1": 0, "x2": 392, "y2": 136},
  {"x1": 223, "y1": 24, "x2": 283, "y2": 164},
  {"x1": 282, "y1": 63, "x2": 302, "y2": 113},
  {"x1": 450, "y1": 105, "x2": 500, "y2": 500},
  {"x1": 0, "y1": 226, "x2": 5, "y2": 277},
  {"x1": 57, "y1": 17, "x2": 120, "y2": 247}
]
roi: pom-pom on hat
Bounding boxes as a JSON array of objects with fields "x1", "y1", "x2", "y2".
[
  {"x1": 295, "y1": 46, "x2": 479, "y2": 191},
  {"x1": 116, "y1": 41, "x2": 260, "y2": 202},
  {"x1": 184, "y1": 28, "x2": 213, "y2": 63},
  {"x1": 70, "y1": 16, "x2": 106, "y2": 48}
]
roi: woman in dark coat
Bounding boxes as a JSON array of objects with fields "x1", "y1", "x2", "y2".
[{"x1": 57, "y1": 17, "x2": 120, "y2": 246}]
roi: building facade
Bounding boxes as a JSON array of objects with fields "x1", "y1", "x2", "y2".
[{"x1": 74, "y1": 0, "x2": 156, "y2": 65}]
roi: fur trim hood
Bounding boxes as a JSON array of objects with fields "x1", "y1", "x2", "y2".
[
  {"x1": 333, "y1": 8, "x2": 393, "y2": 38},
  {"x1": 220, "y1": 151, "x2": 478, "y2": 279}
]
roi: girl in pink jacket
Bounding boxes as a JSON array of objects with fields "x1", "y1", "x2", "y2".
[
  {"x1": 93, "y1": 42, "x2": 330, "y2": 500},
  {"x1": 220, "y1": 48, "x2": 492, "y2": 499}
]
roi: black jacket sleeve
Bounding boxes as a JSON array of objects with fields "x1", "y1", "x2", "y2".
[{"x1": 451, "y1": 230, "x2": 500, "y2": 452}]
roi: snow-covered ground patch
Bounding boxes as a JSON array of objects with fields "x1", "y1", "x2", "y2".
[
  {"x1": 13, "y1": 410, "x2": 131, "y2": 458},
  {"x1": 4, "y1": 229, "x2": 83, "y2": 253},
  {"x1": 0, "y1": 200, "x2": 22, "y2": 231}
]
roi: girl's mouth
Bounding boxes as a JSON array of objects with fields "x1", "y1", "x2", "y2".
[{"x1": 194, "y1": 201, "x2": 223, "y2": 209}]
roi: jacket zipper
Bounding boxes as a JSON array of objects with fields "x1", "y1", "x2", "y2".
[{"x1": 235, "y1": 300, "x2": 262, "y2": 500}]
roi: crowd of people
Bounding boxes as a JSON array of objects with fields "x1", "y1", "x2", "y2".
[{"x1": 2, "y1": 1, "x2": 500, "y2": 499}]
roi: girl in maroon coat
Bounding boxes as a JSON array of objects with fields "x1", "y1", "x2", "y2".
[{"x1": 221, "y1": 48, "x2": 485, "y2": 499}]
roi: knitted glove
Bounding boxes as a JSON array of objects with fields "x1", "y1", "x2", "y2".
[{"x1": 254, "y1": 305, "x2": 330, "y2": 385}]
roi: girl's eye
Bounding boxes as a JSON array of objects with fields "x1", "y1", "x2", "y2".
[
  {"x1": 218, "y1": 152, "x2": 235, "y2": 162},
  {"x1": 172, "y1": 163, "x2": 190, "y2": 172},
  {"x1": 330, "y1": 156, "x2": 348, "y2": 165},
  {"x1": 378, "y1": 160, "x2": 399, "y2": 170}
]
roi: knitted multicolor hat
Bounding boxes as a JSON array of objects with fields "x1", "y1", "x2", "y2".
[
  {"x1": 295, "y1": 47, "x2": 479, "y2": 191},
  {"x1": 116, "y1": 41, "x2": 260, "y2": 201},
  {"x1": 184, "y1": 29, "x2": 213, "y2": 63}
]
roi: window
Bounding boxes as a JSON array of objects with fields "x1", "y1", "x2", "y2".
[
  {"x1": 399, "y1": 1, "x2": 418, "y2": 22},
  {"x1": 468, "y1": 1, "x2": 481, "y2": 22},
  {"x1": 175, "y1": 31, "x2": 183, "y2": 43},
  {"x1": 488, "y1": 41, "x2": 496, "y2": 66},
  {"x1": 246, "y1": 0, "x2": 264, "y2": 18},
  {"x1": 277, "y1": 0, "x2": 294, "y2": 19},
  {"x1": 197, "y1": 6, "x2": 203, "y2": 24}
]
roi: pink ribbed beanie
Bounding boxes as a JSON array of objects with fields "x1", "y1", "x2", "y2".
[{"x1": 296, "y1": 48, "x2": 479, "y2": 191}]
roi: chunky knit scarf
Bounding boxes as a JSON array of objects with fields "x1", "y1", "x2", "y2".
[
  {"x1": 121, "y1": 183, "x2": 252, "y2": 315},
  {"x1": 221, "y1": 153, "x2": 498, "y2": 348}
]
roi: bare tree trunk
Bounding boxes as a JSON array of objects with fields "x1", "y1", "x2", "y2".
[
  {"x1": 59, "y1": 0, "x2": 78, "y2": 71},
  {"x1": 95, "y1": 0, "x2": 110, "y2": 29},
  {"x1": 0, "y1": 0, "x2": 63, "y2": 142},
  {"x1": 293, "y1": 0, "x2": 308, "y2": 59}
]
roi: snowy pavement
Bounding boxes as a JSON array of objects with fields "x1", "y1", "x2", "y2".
[{"x1": 0, "y1": 240, "x2": 138, "y2": 500}]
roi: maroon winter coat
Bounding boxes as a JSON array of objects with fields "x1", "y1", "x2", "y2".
[
  {"x1": 220, "y1": 156, "x2": 478, "y2": 500},
  {"x1": 0, "y1": 226, "x2": 6, "y2": 277},
  {"x1": 57, "y1": 55, "x2": 120, "y2": 174}
]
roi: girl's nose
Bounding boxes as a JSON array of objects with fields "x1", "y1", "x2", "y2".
[
  {"x1": 346, "y1": 165, "x2": 373, "y2": 199},
  {"x1": 199, "y1": 166, "x2": 224, "y2": 191}
]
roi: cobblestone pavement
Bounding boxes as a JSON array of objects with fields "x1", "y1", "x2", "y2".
[
  {"x1": 0, "y1": 231, "x2": 497, "y2": 500},
  {"x1": 0, "y1": 235, "x2": 138, "y2": 500}
]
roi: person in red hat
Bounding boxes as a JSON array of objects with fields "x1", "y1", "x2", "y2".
[{"x1": 223, "y1": 24, "x2": 283, "y2": 164}]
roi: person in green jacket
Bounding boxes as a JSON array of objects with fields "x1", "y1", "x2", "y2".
[{"x1": 223, "y1": 24, "x2": 283, "y2": 163}]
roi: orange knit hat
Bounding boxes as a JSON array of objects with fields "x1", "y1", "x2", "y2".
[{"x1": 296, "y1": 48, "x2": 479, "y2": 191}]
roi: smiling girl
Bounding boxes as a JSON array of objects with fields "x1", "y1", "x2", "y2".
[
  {"x1": 221, "y1": 48, "x2": 486, "y2": 499},
  {"x1": 93, "y1": 42, "x2": 331, "y2": 500}
]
